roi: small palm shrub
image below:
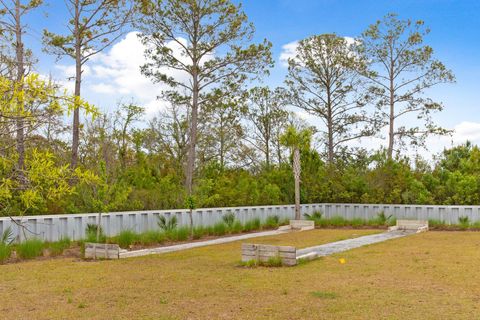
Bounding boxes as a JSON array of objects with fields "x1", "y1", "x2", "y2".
[
  {"x1": 1, "y1": 227, "x2": 14, "y2": 245},
  {"x1": 85, "y1": 224, "x2": 105, "y2": 242},
  {"x1": 375, "y1": 211, "x2": 393, "y2": 226},
  {"x1": 222, "y1": 213, "x2": 236, "y2": 228},
  {"x1": 158, "y1": 215, "x2": 178, "y2": 231},
  {"x1": 17, "y1": 239, "x2": 44, "y2": 259},
  {"x1": 458, "y1": 216, "x2": 470, "y2": 229},
  {"x1": 304, "y1": 211, "x2": 323, "y2": 223}
]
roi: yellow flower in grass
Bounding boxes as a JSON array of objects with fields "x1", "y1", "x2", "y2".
[{"x1": 339, "y1": 258, "x2": 346, "y2": 264}]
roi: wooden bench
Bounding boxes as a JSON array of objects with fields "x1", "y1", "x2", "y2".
[
  {"x1": 85, "y1": 243, "x2": 120, "y2": 259},
  {"x1": 241, "y1": 243, "x2": 297, "y2": 266}
]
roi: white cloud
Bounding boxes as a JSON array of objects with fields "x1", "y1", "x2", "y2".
[
  {"x1": 54, "y1": 31, "x2": 196, "y2": 117},
  {"x1": 279, "y1": 41, "x2": 298, "y2": 67}
]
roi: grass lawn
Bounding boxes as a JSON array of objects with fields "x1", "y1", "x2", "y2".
[{"x1": 1, "y1": 229, "x2": 480, "y2": 319}]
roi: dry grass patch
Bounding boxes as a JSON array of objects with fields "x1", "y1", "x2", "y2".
[{"x1": 1, "y1": 229, "x2": 480, "y2": 319}]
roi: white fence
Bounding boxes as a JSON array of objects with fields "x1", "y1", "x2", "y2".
[{"x1": 1, "y1": 203, "x2": 480, "y2": 242}]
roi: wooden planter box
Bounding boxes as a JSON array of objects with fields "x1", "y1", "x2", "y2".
[
  {"x1": 241, "y1": 243, "x2": 297, "y2": 266},
  {"x1": 85, "y1": 243, "x2": 120, "y2": 260}
]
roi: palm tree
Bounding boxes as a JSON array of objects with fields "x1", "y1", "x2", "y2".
[{"x1": 280, "y1": 126, "x2": 312, "y2": 220}]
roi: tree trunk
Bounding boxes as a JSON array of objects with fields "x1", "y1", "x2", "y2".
[
  {"x1": 71, "y1": 0, "x2": 81, "y2": 169},
  {"x1": 185, "y1": 73, "x2": 199, "y2": 195},
  {"x1": 293, "y1": 148, "x2": 301, "y2": 220},
  {"x1": 326, "y1": 87, "x2": 334, "y2": 164},
  {"x1": 14, "y1": 0, "x2": 26, "y2": 187},
  {"x1": 387, "y1": 50, "x2": 395, "y2": 160}
]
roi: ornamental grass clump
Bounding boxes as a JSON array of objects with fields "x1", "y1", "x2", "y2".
[{"x1": 17, "y1": 239, "x2": 44, "y2": 260}]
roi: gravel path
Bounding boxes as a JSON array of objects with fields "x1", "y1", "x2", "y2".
[
  {"x1": 120, "y1": 229, "x2": 289, "y2": 258},
  {"x1": 296, "y1": 230, "x2": 416, "y2": 258}
]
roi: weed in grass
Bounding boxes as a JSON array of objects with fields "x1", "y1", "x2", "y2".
[
  {"x1": 0, "y1": 243, "x2": 11, "y2": 263},
  {"x1": 262, "y1": 256, "x2": 283, "y2": 267},
  {"x1": 78, "y1": 302, "x2": 86, "y2": 309},
  {"x1": 17, "y1": 239, "x2": 44, "y2": 259},
  {"x1": 67, "y1": 297, "x2": 73, "y2": 304},
  {"x1": 263, "y1": 215, "x2": 280, "y2": 229},
  {"x1": 222, "y1": 213, "x2": 236, "y2": 228},
  {"x1": 239, "y1": 259, "x2": 258, "y2": 268},
  {"x1": 117, "y1": 230, "x2": 138, "y2": 248},
  {"x1": 311, "y1": 291, "x2": 337, "y2": 299},
  {"x1": 158, "y1": 215, "x2": 178, "y2": 232},
  {"x1": 48, "y1": 237, "x2": 71, "y2": 256},
  {"x1": 213, "y1": 222, "x2": 228, "y2": 236},
  {"x1": 230, "y1": 220, "x2": 243, "y2": 234}
]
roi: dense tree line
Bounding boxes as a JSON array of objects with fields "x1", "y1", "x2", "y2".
[{"x1": 0, "y1": 1, "x2": 465, "y2": 217}]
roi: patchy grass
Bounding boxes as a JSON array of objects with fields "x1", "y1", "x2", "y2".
[{"x1": 1, "y1": 229, "x2": 480, "y2": 319}]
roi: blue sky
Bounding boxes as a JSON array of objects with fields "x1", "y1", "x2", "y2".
[{"x1": 22, "y1": 0, "x2": 480, "y2": 155}]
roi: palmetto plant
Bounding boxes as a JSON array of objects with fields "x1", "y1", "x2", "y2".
[
  {"x1": 158, "y1": 215, "x2": 178, "y2": 232},
  {"x1": 1, "y1": 227, "x2": 14, "y2": 245}
]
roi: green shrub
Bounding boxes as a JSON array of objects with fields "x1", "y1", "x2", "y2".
[
  {"x1": 375, "y1": 211, "x2": 393, "y2": 226},
  {"x1": 1, "y1": 226, "x2": 14, "y2": 245},
  {"x1": 458, "y1": 216, "x2": 470, "y2": 229},
  {"x1": 261, "y1": 256, "x2": 283, "y2": 267},
  {"x1": 252, "y1": 218, "x2": 261, "y2": 230},
  {"x1": 48, "y1": 237, "x2": 71, "y2": 256},
  {"x1": 428, "y1": 219, "x2": 446, "y2": 228},
  {"x1": 222, "y1": 213, "x2": 236, "y2": 228},
  {"x1": 304, "y1": 211, "x2": 323, "y2": 224},
  {"x1": 139, "y1": 230, "x2": 166, "y2": 245},
  {"x1": 167, "y1": 227, "x2": 189, "y2": 242},
  {"x1": 329, "y1": 216, "x2": 347, "y2": 227},
  {"x1": 213, "y1": 222, "x2": 227, "y2": 236},
  {"x1": 350, "y1": 218, "x2": 365, "y2": 227},
  {"x1": 158, "y1": 215, "x2": 178, "y2": 231},
  {"x1": 230, "y1": 220, "x2": 243, "y2": 234},
  {"x1": 117, "y1": 230, "x2": 138, "y2": 248},
  {"x1": 0, "y1": 243, "x2": 11, "y2": 264},
  {"x1": 471, "y1": 221, "x2": 480, "y2": 229},
  {"x1": 192, "y1": 226, "x2": 206, "y2": 239},
  {"x1": 85, "y1": 224, "x2": 105, "y2": 243},
  {"x1": 17, "y1": 239, "x2": 44, "y2": 259},
  {"x1": 263, "y1": 215, "x2": 280, "y2": 229},
  {"x1": 243, "y1": 220, "x2": 254, "y2": 232}
]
